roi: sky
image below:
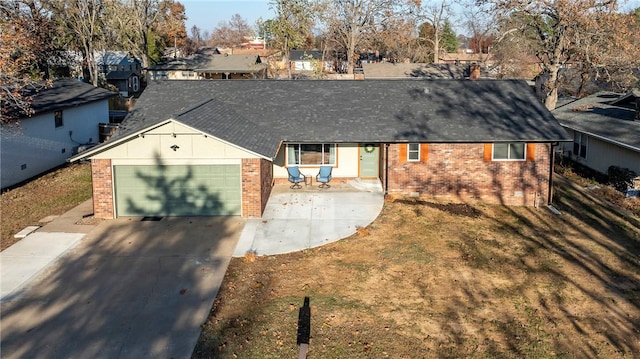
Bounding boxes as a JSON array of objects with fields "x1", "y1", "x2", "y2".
[
  {"x1": 182, "y1": 0, "x2": 275, "y2": 34},
  {"x1": 181, "y1": 0, "x2": 640, "y2": 37}
]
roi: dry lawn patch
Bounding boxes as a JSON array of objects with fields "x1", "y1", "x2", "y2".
[
  {"x1": 194, "y1": 176, "x2": 640, "y2": 358},
  {"x1": 1, "y1": 163, "x2": 92, "y2": 251}
]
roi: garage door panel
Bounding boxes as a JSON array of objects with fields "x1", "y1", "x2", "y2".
[{"x1": 114, "y1": 165, "x2": 241, "y2": 217}]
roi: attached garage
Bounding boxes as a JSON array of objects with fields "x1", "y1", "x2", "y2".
[{"x1": 113, "y1": 164, "x2": 241, "y2": 217}]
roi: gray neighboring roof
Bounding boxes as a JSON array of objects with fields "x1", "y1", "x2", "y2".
[
  {"x1": 193, "y1": 54, "x2": 266, "y2": 73},
  {"x1": 24, "y1": 79, "x2": 116, "y2": 116},
  {"x1": 147, "y1": 53, "x2": 216, "y2": 71},
  {"x1": 94, "y1": 79, "x2": 568, "y2": 159},
  {"x1": 95, "y1": 51, "x2": 140, "y2": 66},
  {"x1": 106, "y1": 71, "x2": 138, "y2": 80},
  {"x1": 553, "y1": 91, "x2": 640, "y2": 151},
  {"x1": 362, "y1": 63, "x2": 467, "y2": 79},
  {"x1": 610, "y1": 88, "x2": 640, "y2": 106}
]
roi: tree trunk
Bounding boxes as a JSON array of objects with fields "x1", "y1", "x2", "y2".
[
  {"x1": 346, "y1": 28, "x2": 357, "y2": 75},
  {"x1": 577, "y1": 71, "x2": 590, "y2": 98},
  {"x1": 82, "y1": 42, "x2": 99, "y2": 87},
  {"x1": 536, "y1": 64, "x2": 561, "y2": 110},
  {"x1": 433, "y1": 31, "x2": 440, "y2": 64}
]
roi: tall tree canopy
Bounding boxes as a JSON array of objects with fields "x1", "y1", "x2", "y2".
[
  {"x1": 1, "y1": 0, "x2": 57, "y2": 122},
  {"x1": 319, "y1": 0, "x2": 421, "y2": 74},
  {"x1": 48, "y1": 0, "x2": 106, "y2": 86},
  {"x1": 413, "y1": 0, "x2": 455, "y2": 63},
  {"x1": 441, "y1": 19, "x2": 459, "y2": 53},
  {"x1": 209, "y1": 13, "x2": 253, "y2": 47},
  {"x1": 482, "y1": 0, "x2": 640, "y2": 109},
  {"x1": 268, "y1": 0, "x2": 316, "y2": 66}
]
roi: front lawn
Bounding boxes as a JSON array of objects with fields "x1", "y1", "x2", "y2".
[
  {"x1": 1, "y1": 162, "x2": 92, "y2": 251},
  {"x1": 193, "y1": 175, "x2": 640, "y2": 358}
]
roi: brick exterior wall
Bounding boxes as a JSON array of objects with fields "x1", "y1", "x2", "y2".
[
  {"x1": 386, "y1": 143, "x2": 551, "y2": 206},
  {"x1": 91, "y1": 159, "x2": 115, "y2": 219},
  {"x1": 242, "y1": 158, "x2": 273, "y2": 218},
  {"x1": 260, "y1": 158, "x2": 274, "y2": 215}
]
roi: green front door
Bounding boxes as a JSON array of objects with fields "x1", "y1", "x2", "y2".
[
  {"x1": 359, "y1": 144, "x2": 379, "y2": 178},
  {"x1": 114, "y1": 164, "x2": 241, "y2": 217}
]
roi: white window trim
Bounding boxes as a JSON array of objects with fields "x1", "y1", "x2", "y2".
[
  {"x1": 407, "y1": 143, "x2": 420, "y2": 162},
  {"x1": 54, "y1": 110, "x2": 64, "y2": 128},
  {"x1": 573, "y1": 132, "x2": 588, "y2": 159},
  {"x1": 286, "y1": 143, "x2": 337, "y2": 167},
  {"x1": 492, "y1": 143, "x2": 526, "y2": 161}
]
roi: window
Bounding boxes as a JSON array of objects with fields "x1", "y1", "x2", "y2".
[
  {"x1": 54, "y1": 110, "x2": 63, "y2": 128},
  {"x1": 407, "y1": 143, "x2": 420, "y2": 161},
  {"x1": 492, "y1": 143, "x2": 525, "y2": 161},
  {"x1": 131, "y1": 76, "x2": 139, "y2": 92},
  {"x1": 573, "y1": 132, "x2": 587, "y2": 159},
  {"x1": 287, "y1": 144, "x2": 336, "y2": 166}
]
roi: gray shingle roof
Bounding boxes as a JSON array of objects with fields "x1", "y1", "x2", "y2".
[
  {"x1": 193, "y1": 54, "x2": 266, "y2": 73},
  {"x1": 362, "y1": 63, "x2": 467, "y2": 79},
  {"x1": 553, "y1": 92, "x2": 640, "y2": 151},
  {"x1": 106, "y1": 71, "x2": 137, "y2": 80},
  {"x1": 105, "y1": 79, "x2": 569, "y2": 159},
  {"x1": 24, "y1": 79, "x2": 116, "y2": 116},
  {"x1": 174, "y1": 99, "x2": 282, "y2": 158}
]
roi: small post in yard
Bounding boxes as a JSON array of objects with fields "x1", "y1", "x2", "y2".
[{"x1": 297, "y1": 297, "x2": 311, "y2": 359}]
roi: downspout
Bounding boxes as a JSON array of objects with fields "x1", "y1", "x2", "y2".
[
  {"x1": 547, "y1": 142, "x2": 558, "y2": 204},
  {"x1": 384, "y1": 143, "x2": 390, "y2": 195}
]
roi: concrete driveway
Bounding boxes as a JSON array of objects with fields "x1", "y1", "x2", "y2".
[
  {"x1": 235, "y1": 181, "x2": 385, "y2": 256},
  {"x1": 0, "y1": 216, "x2": 244, "y2": 359}
]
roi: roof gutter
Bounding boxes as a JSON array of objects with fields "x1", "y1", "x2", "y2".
[{"x1": 559, "y1": 123, "x2": 640, "y2": 153}]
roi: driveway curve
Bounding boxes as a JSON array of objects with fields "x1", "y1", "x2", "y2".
[{"x1": 234, "y1": 185, "x2": 385, "y2": 256}]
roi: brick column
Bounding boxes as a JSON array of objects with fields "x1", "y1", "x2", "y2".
[{"x1": 91, "y1": 159, "x2": 115, "y2": 219}]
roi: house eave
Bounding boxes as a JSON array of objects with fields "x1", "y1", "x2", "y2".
[
  {"x1": 560, "y1": 123, "x2": 640, "y2": 153},
  {"x1": 68, "y1": 118, "x2": 277, "y2": 163},
  {"x1": 67, "y1": 119, "x2": 174, "y2": 162}
]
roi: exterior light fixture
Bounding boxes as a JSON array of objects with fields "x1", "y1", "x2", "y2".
[{"x1": 170, "y1": 145, "x2": 179, "y2": 151}]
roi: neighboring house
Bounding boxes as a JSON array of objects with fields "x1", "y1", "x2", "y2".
[
  {"x1": 147, "y1": 48, "x2": 220, "y2": 80},
  {"x1": 195, "y1": 54, "x2": 267, "y2": 79},
  {"x1": 147, "y1": 59, "x2": 203, "y2": 80},
  {"x1": 361, "y1": 63, "x2": 467, "y2": 79},
  {"x1": 95, "y1": 51, "x2": 142, "y2": 96},
  {"x1": 289, "y1": 50, "x2": 333, "y2": 73},
  {"x1": 147, "y1": 52, "x2": 267, "y2": 80},
  {"x1": 70, "y1": 79, "x2": 569, "y2": 219},
  {"x1": 1, "y1": 79, "x2": 115, "y2": 189},
  {"x1": 439, "y1": 52, "x2": 495, "y2": 66},
  {"x1": 553, "y1": 90, "x2": 640, "y2": 175}
]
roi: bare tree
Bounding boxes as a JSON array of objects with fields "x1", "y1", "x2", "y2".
[
  {"x1": 106, "y1": 0, "x2": 185, "y2": 68},
  {"x1": 419, "y1": 0, "x2": 453, "y2": 64},
  {"x1": 462, "y1": 1, "x2": 494, "y2": 53},
  {"x1": 268, "y1": 0, "x2": 317, "y2": 78},
  {"x1": 372, "y1": 15, "x2": 418, "y2": 63},
  {"x1": 319, "y1": 0, "x2": 420, "y2": 74},
  {"x1": 209, "y1": 13, "x2": 254, "y2": 47},
  {"x1": 481, "y1": 0, "x2": 638, "y2": 109},
  {"x1": 48, "y1": 0, "x2": 106, "y2": 86}
]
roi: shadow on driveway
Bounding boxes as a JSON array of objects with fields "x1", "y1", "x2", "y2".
[{"x1": 0, "y1": 216, "x2": 244, "y2": 359}]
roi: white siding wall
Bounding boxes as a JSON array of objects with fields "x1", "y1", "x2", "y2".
[
  {"x1": 1, "y1": 100, "x2": 108, "y2": 188},
  {"x1": 560, "y1": 130, "x2": 640, "y2": 175},
  {"x1": 92, "y1": 122, "x2": 260, "y2": 165}
]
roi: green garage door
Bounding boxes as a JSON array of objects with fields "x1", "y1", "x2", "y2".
[{"x1": 114, "y1": 164, "x2": 241, "y2": 216}]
